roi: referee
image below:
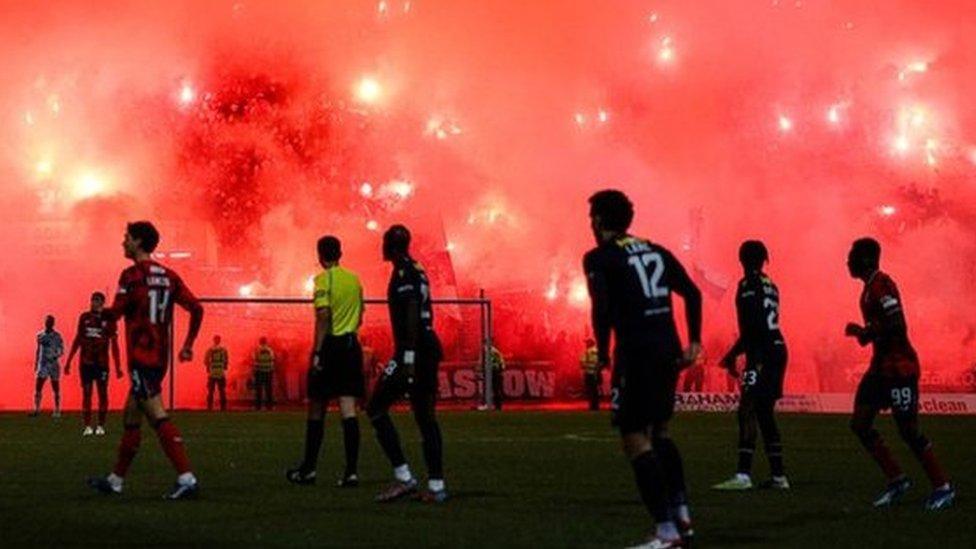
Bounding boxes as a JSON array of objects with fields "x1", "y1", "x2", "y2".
[{"x1": 287, "y1": 235, "x2": 366, "y2": 487}]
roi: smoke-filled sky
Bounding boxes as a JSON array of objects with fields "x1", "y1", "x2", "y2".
[{"x1": 2, "y1": 0, "x2": 976, "y2": 408}]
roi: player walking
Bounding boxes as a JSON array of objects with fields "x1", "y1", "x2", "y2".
[
  {"x1": 844, "y1": 237, "x2": 954, "y2": 510},
  {"x1": 713, "y1": 241, "x2": 789, "y2": 490},
  {"x1": 87, "y1": 221, "x2": 204, "y2": 500},
  {"x1": 65, "y1": 292, "x2": 123, "y2": 435},
  {"x1": 31, "y1": 315, "x2": 64, "y2": 418},
  {"x1": 287, "y1": 236, "x2": 366, "y2": 487},
  {"x1": 584, "y1": 190, "x2": 702, "y2": 548},
  {"x1": 367, "y1": 225, "x2": 447, "y2": 503}
]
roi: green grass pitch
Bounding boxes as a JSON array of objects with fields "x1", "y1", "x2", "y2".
[{"x1": 1, "y1": 410, "x2": 972, "y2": 547}]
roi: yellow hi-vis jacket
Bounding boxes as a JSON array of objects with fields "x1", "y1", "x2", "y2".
[
  {"x1": 254, "y1": 345, "x2": 275, "y2": 373},
  {"x1": 205, "y1": 346, "x2": 229, "y2": 379},
  {"x1": 580, "y1": 346, "x2": 600, "y2": 375}
]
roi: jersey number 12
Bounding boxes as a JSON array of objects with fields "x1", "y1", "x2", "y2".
[{"x1": 628, "y1": 253, "x2": 668, "y2": 299}]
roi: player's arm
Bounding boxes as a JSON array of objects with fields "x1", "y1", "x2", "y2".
[
  {"x1": 311, "y1": 275, "x2": 332, "y2": 370},
  {"x1": 392, "y1": 271, "x2": 422, "y2": 378},
  {"x1": 174, "y1": 279, "x2": 204, "y2": 361},
  {"x1": 855, "y1": 283, "x2": 908, "y2": 345},
  {"x1": 110, "y1": 327, "x2": 122, "y2": 377},
  {"x1": 313, "y1": 308, "x2": 331, "y2": 365},
  {"x1": 664, "y1": 250, "x2": 703, "y2": 363},
  {"x1": 65, "y1": 316, "x2": 84, "y2": 373},
  {"x1": 583, "y1": 253, "x2": 612, "y2": 367},
  {"x1": 725, "y1": 278, "x2": 765, "y2": 367}
]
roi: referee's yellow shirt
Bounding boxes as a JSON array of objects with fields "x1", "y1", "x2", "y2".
[{"x1": 313, "y1": 266, "x2": 363, "y2": 336}]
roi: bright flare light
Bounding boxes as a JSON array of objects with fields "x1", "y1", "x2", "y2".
[
  {"x1": 380, "y1": 179, "x2": 413, "y2": 200},
  {"x1": 355, "y1": 77, "x2": 382, "y2": 104},
  {"x1": 544, "y1": 281, "x2": 559, "y2": 302},
  {"x1": 657, "y1": 36, "x2": 675, "y2": 64},
  {"x1": 304, "y1": 276, "x2": 315, "y2": 293},
  {"x1": 34, "y1": 159, "x2": 53, "y2": 178},
  {"x1": 360, "y1": 182, "x2": 374, "y2": 197},
  {"x1": 72, "y1": 171, "x2": 107, "y2": 199},
  {"x1": 878, "y1": 205, "x2": 897, "y2": 217},
  {"x1": 597, "y1": 109, "x2": 609, "y2": 123},
  {"x1": 238, "y1": 284, "x2": 254, "y2": 297},
  {"x1": 892, "y1": 134, "x2": 910, "y2": 154},
  {"x1": 574, "y1": 112, "x2": 586, "y2": 126},
  {"x1": 179, "y1": 82, "x2": 196, "y2": 105},
  {"x1": 778, "y1": 115, "x2": 793, "y2": 132},
  {"x1": 898, "y1": 60, "x2": 928, "y2": 82},
  {"x1": 24, "y1": 111, "x2": 34, "y2": 126},
  {"x1": 569, "y1": 279, "x2": 588, "y2": 306},
  {"x1": 366, "y1": 219, "x2": 379, "y2": 231},
  {"x1": 925, "y1": 138, "x2": 938, "y2": 166},
  {"x1": 826, "y1": 102, "x2": 848, "y2": 125}
]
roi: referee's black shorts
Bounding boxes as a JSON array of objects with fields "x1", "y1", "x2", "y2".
[{"x1": 308, "y1": 334, "x2": 365, "y2": 400}]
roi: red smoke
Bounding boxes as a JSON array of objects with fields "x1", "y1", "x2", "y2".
[{"x1": 2, "y1": 1, "x2": 975, "y2": 409}]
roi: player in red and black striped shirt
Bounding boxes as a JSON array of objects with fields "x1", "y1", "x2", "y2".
[
  {"x1": 845, "y1": 237, "x2": 954, "y2": 510},
  {"x1": 87, "y1": 221, "x2": 204, "y2": 500},
  {"x1": 65, "y1": 291, "x2": 122, "y2": 436}
]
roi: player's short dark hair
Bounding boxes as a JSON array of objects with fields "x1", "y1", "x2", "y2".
[
  {"x1": 127, "y1": 221, "x2": 160, "y2": 253},
  {"x1": 317, "y1": 235, "x2": 342, "y2": 262},
  {"x1": 588, "y1": 190, "x2": 634, "y2": 232},
  {"x1": 383, "y1": 224, "x2": 412, "y2": 254},
  {"x1": 739, "y1": 240, "x2": 769, "y2": 270},
  {"x1": 851, "y1": 237, "x2": 881, "y2": 267},
  {"x1": 91, "y1": 291, "x2": 106, "y2": 302}
]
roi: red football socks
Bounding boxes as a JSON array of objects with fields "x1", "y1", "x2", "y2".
[
  {"x1": 867, "y1": 438, "x2": 903, "y2": 482},
  {"x1": 154, "y1": 419, "x2": 193, "y2": 475},
  {"x1": 112, "y1": 426, "x2": 142, "y2": 477}
]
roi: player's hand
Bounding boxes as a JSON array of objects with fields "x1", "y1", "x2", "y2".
[
  {"x1": 178, "y1": 346, "x2": 193, "y2": 362},
  {"x1": 681, "y1": 342, "x2": 702, "y2": 368},
  {"x1": 310, "y1": 352, "x2": 322, "y2": 372},
  {"x1": 720, "y1": 354, "x2": 738, "y2": 378},
  {"x1": 844, "y1": 323, "x2": 864, "y2": 338}
]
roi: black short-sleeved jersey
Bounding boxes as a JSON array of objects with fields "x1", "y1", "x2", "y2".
[
  {"x1": 734, "y1": 272, "x2": 786, "y2": 363},
  {"x1": 584, "y1": 236, "x2": 701, "y2": 357},
  {"x1": 387, "y1": 256, "x2": 439, "y2": 352}
]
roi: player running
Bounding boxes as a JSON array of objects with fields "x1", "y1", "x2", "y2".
[
  {"x1": 844, "y1": 237, "x2": 954, "y2": 510},
  {"x1": 713, "y1": 241, "x2": 790, "y2": 491},
  {"x1": 366, "y1": 225, "x2": 447, "y2": 503},
  {"x1": 287, "y1": 235, "x2": 366, "y2": 487},
  {"x1": 31, "y1": 315, "x2": 64, "y2": 418},
  {"x1": 65, "y1": 292, "x2": 123, "y2": 436},
  {"x1": 584, "y1": 190, "x2": 702, "y2": 549},
  {"x1": 87, "y1": 221, "x2": 204, "y2": 500}
]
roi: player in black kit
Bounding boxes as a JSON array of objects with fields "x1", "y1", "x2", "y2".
[
  {"x1": 714, "y1": 240, "x2": 790, "y2": 491},
  {"x1": 583, "y1": 190, "x2": 702, "y2": 549},
  {"x1": 366, "y1": 225, "x2": 447, "y2": 503}
]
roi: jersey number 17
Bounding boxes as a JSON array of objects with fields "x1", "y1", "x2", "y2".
[{"x1": 148, "y1": 288, "x2": 171, "y2": 325}]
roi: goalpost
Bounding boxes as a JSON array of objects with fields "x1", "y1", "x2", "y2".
[{"x1": 165, "y1": 293, "x2": 494, "y2": 410}]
